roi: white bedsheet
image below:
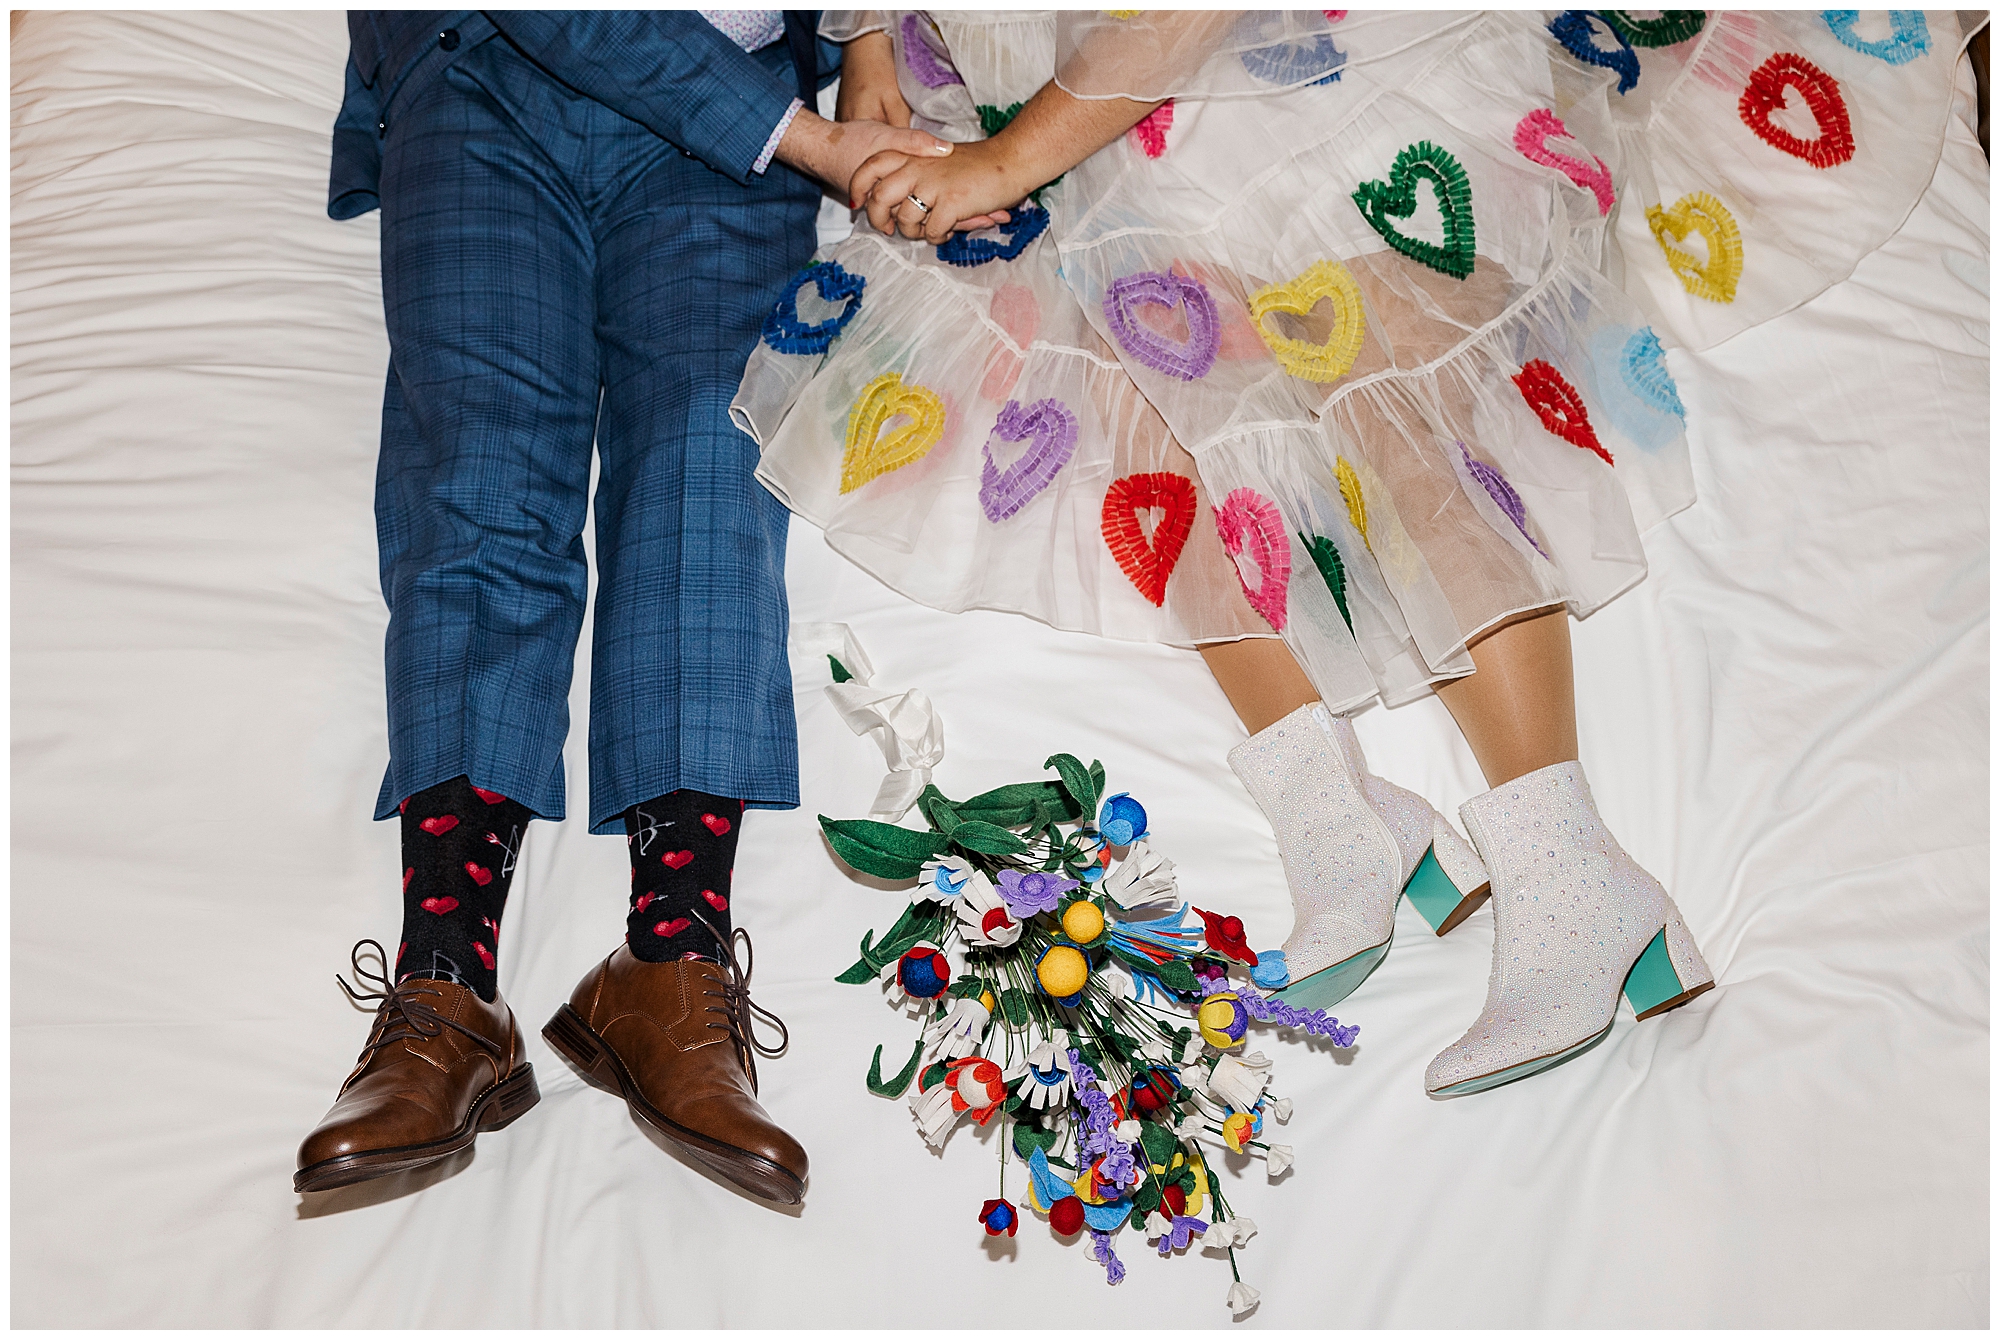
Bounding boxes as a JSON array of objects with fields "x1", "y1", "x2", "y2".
[{"x1": 11, "y1": 11, "x2": 1988, "y2": 1327}]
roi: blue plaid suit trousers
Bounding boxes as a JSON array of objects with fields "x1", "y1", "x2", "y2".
[{"x1": 369, "y1": 28, "x2": 819, "y2": 832}]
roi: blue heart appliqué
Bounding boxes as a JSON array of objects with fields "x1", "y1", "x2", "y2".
[
  {"x1": 1240, "y1": 32, "x2": 1347, "y2": 86},
  {"x1": 1548, "y1": 11, "x2": 1641, "y2": 94},
  {"x1": 1822, "y1": 10, "x2": 1929, "y2": 65},
  {"x1": 1619, "y1": 327, "x2": 1685, "y2": 420},
  {"x1": 762, "y1": 261, "x2": 865, "y2": 355},
  {"x1": 934, "y1": 205, "x2": 1049, "y2": 268}
]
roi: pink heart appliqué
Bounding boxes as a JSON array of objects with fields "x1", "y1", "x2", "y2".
[
  {"x1": 421, "y1": 896, "x2": 459, "y2": 915},
  {"x1": 1214, "y1": 488, "x2": 1293, "y2": 630},
  {"x1": 661, "y1": 850, "x2": 695, "y2": 870},
  {"x1": 1513, "y1": 109, "x2": 1615, "y2": 216}
]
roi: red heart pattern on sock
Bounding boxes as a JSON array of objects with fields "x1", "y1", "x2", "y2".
[
  {"x1": 470, "y1": 786, "x2": 509, "y2": 805},
  {"x1": 635, "y1": 891, "x2": 656, "y2": 913},
  {"x1": 703, "y1": 890, "x2": 729, "y2": 912},
  {"x1": 421, "y1": 896, "x2": 459, "y2": 915},
  {"x1": 654, "y1": 917, "x2": 691, "y2": 939},
  {"x1": 464, "y1": 862, "x2": 493, "y2": 886},
  {"x1": 403, "y1": 867, "x2": 414, "y2": 892},
  {"x1": 701, "y1": 813, "x2": 732, "y2": 836},
  {"x1": 661, "y1": 849, "x2": 695, "y2": 870},
  {"x1": 420, "y1": 814, "x2": 459, "y2": 836},
  {"x1": 471, "y1": 942, "x2": 495, "y2": 970}
]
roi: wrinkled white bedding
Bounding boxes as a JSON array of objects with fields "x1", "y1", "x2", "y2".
[{"x1": 11, "y1": 11, "x2": 1988, "y2": 1327}]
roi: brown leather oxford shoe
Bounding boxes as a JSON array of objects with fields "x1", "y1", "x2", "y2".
[
  {"x1": 544, "y1": 934, "x2": 806, "y2": 1204},
  {"x1": 295, "y1": 941, "x2": 539, "y2": 1194}
]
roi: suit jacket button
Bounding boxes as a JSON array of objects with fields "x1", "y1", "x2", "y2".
[{"x1": 438, "y1": 27, "x2": 460, "y2": 51}]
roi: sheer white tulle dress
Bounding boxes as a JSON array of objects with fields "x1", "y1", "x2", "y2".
[{"x1": 732, "y1": 10, "x2": 1968, "y2": 713}]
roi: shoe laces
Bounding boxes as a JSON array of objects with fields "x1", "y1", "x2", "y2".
[
  {"x1": 684, "y1": 910, "x2": 789, "y2": 1090},
  {"x1": 336, "y1": 939, "x2": 503, "y2": 1075}
]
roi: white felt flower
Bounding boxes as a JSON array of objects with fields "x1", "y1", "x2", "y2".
[
  {"x1": 1265, "y1": 1143, "x2": 1293, "y2": 1177},
  {"x1": 1227, "y1": 1281, "x2": 1262, "y2": 1317},
  {"x1": 1225, "y1": 1216, "x2": 1259, "y2": 1247},
  {"x1": 1270, "y1": 1096, "x2": 1293, "y2": 1123},
  {"x1": 1101, "y1": 840, "x2": 1180, "y2": 914},
  {"x1": 1137, "y1": 1032, "x2": 1176, "y2": 1065},
  {"x1": 1180, "y1": 1031, "x2": 1207, "y2": 1065},
  {"x1": 1175, "y1": 1113, "x2": 1208, "y2": 1142},
  {"x1": 1177, "y1": 1062, "x2": 1211, "y2": 1095},
  {"x1": 1009, "y1": 1037, "x2": 1073, "y2": 1109},
  {"x1": 919, "y1": 855, "x2": 988, "y2": 902},
  {"x1": 1144, "y1": 1210, "x2": 1175, "y2": 1241},
  {"x1": 921, "y1": 996, "x2": 991, "y2": 1063},
  {"x1": 910, "y1": 1074, "x2": 963, "y2": 1147},
  {"x1": 1113, "y1": 1119, "x2": 1142, "y2": 1145},
  {"x1": 954, "y1": 875, "x2": 1024, "y2": 948},
  {"x1": 1207, "y1": 1051, "x2": 1272, "y2": 1113}
]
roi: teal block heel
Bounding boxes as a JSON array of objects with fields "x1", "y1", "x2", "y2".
[
  {"x1": 1272, "y1": 936, "x2": 1392, "y2": 1011},
  {"x1": 1402, "y1": 844, "x2": 1490, "y2": 936},
  {"x1": 1622, "y1": 925, "x2": 1715, "y2": 1020}
]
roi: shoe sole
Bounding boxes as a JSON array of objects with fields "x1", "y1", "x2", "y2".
[
  {"x1": 542, "y1": 1003, "x2": 806, "y2": 1206},
  {"x1": 293, "y1": 1063, "x2": 541, "y2": 1194},
  {"x1": 1430, "y1": 929, "x2": 1718, "y2": 1097}
]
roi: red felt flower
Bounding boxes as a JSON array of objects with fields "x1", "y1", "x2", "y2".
[
  {"x1": 1049, "y1": 1195, "x2": 1086, "y2": 1236},
  {"x1": 1195, "y1": 907, "x2": 1260, "y2": 965},
  {"x1": 978, "y1": 1197, "x2": 1019, "y2": 1237}
]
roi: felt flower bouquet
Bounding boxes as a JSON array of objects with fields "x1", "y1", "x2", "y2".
[{"x1": 820, "y1": 754, "x2": 1360, "y2": 1314}]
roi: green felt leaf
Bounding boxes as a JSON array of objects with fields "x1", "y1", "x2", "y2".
[
  {"x1": 949, "y1": 820, "x2": 1031, "y2": 856},
  {"x1": 1134, "y1": 1181, "x2": 1163, "y2": 1214},
  {"x1": 999, "y1": 988, "x2": 1030, "y2": 1026},
  {"x1": 947, "y1": 976, "x2": 987, "y2": 999},
  {"x1": 834, "y1": 957, "x2": 877, "y2": 985},
  {"x1": 1001, "y1": 1094, "x2": 1023, "y2": 1114},
  {"x1": 1139, "y1": 1122, "x2": 1180, "y2": 1168},
  {"x1": 1013, "y1": 1122, "x2": 1059, "y2": 1159},
  {"x1": 1045, "y1": 753, "x2": 1100, "y2": 817},
  {"x1": 916, "y1": 784, "x2": 961, "y2": 837},
  {"x1": 819, "y1": 816, "x2": 942, "y2": 880},
  {"x1": 919, "y1": 1060, "x2": 949, "y2": 1091},
  {"x1": 866, "y1": 1040, "x2": 924, "y2": 1097},
  {"x1": 828, "y1": 654, "x2": 854, "y2": 684},
  {"x1": 1153, "y1": 959, "x2": 1200, "y2": 993},
  {"x1": 1129, "y1": 1206, "x2": 1148, "y2": 1232},
  {"x1": 957, "y1": 780, "x2": 1083, "y2": 827}
]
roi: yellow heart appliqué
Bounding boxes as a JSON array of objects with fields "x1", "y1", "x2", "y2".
[
  {"x1": 840, "y1": 373, "x2": 947, "y2": 494},
  {"x1": 1336, "y1": 456, "x2": 1370, "y2": 551},
  {"x1": 1248, "y1": 260, "x2": 1367, "y2": 383},
  {"x1": 1645, "y1": 191, "x2": 1744, "y2": 304}
]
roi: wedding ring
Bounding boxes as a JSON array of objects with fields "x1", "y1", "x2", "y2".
[{"x1": 906, "y1": 193, "x2": 931, "y2": 214}]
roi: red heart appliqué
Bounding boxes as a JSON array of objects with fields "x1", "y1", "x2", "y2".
[
  {"x1": 421, "y1": 896, "x2": 459, "y2": 915},
  {"x1": 702, "y1": 890, "x2": 729, "y2": 912},
  {"x1": 419, "y1": 815, "x2": 459, "y2": 836},
  {"x1": 403, "y1": 867, "x2": 414, "y2": 892},
  {"x1": 701, "y1": 813, "x2": 732, "y2": 837},
  {"x1": 1100, "y1": 472, "x2": 1197, "y2": 607},
  {"x1": 654, "y1": 917, "x2": 691, "y2": 939},
  {"x1": 1738, "y1": 52, "x2": 1854, "y2": 169},
  {"x1": 471, "y1": 942, "x2": 495, "y2": 970},
  {"x1": 661, "y1": 850, "x2": 695, "y2": 870},
  {"x1": 470, "y1": 786, "x2": 509, "y2": 805},
  {"x1": 398, "y1": 798, "x2": 409, "y2": 815},
  {"x1": 1513, "y1": 359, "x2": 1612, "y2": 465},
  {"x1": 464, "y1": 862, "x2": 493, "y2": 886}
]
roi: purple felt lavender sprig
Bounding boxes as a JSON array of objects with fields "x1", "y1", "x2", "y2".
[
  {"x1": 1236, "y1": 984, "x2": 1361, "y2": 1047},
  {"x1": 1069, "y1": 1050, "x2": 1122, "y2": 1160},
  {"x1": 1156, "y1": 1215, "x2": 1210, "y2": 1255},
  {"x1": 1089, "y1": 1230, "x2": 1127, "y2": 1284}
]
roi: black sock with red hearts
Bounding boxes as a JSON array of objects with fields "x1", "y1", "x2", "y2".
[
  {"x1": 624, "y1": 790, "x2": 743, "y2": 962},
  {"x1": 396, "y1": 774, "x2": 533, "y2": 1002}
]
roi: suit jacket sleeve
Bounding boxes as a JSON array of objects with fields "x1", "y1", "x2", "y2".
[{"x1": 487, "y1": 11, "x2": 802, "y2": 185}]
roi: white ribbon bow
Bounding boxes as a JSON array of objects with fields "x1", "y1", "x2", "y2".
[{"x1": 792, "y1": 622, "x2": 945, "y2": 822}]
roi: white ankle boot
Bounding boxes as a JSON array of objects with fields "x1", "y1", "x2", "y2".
[
  {"x1": 1425, "y1": 760, "x2": 1715, "y2": 1097},
  {"x1": 1228, "y1": 703, "x2": 1490, "y2": 1010}
]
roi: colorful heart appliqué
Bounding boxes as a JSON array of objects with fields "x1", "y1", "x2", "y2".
[
  {"x1": 1600, "y1": 10, "x2": 1705, "y2": 46},
  {"x1": 1214, "y1": 488, "x2": 1293, "y2": 630},
  {"x1": 701, "y1": 813, "x2": 733, "y2": 836},
  {"x1": 1128, "y1": 100, "x2": 1174, "y2": 158},
  {"x1": 1299, "y1": 532, "x2": 1353, "y2": 630},
  {"x1": 901, "y1": 13, "x2": 963, "y2": 87},
  {"x1": 1513, "y1": 110, "x2": 1616, "y2": 216},
  {"x1": 1646, "y1": 191, "x2": 1744, "y2": 303},
  {"x1": 419, "y1": 815, "x2": 459, "y2": 836},
  {"x1": 1822, "y1": 10, "x2": 1928, "y2": 64},
  {"x1": 936, "y1": 206, "x2": 1049, "y2": 267},
  {"x1": 1104, "y1": 272, "x2": 1221, "y2": 380},
  {"x1": 1100, "y1": 473, "x2": 1197, "y2": 606},
  {"x1": 980, "y1": 398, "x2": 1079, "y2": 522},
  {"x1": 420, "y1": 896, "x2": 459, "y2": 916},
  {"x1": 661, "y1": 849, "x2": 695, "y2": 870},
  {"x1": 1460, "y1": 442, "x2": 1548, "y2": 556},
  {"x1": 1351, "y1": 141, "x2": 1476, "y2": 280},
  {"x1": 1547, "y1": 11, "x2": 1640, "y2": 93},
  {"x1": 1738, "y1": 52, "x2": 1854, "y2": 168},
  {"x1": 1240, "y1": 31, "x2": 1347, "y2": 85},
  {"x1": 1247, "y1": 260, "x2": 1367, "y2": 382},
  {"x1": 1620, "y1": 328, "x2": 1686, "y2": 419},
  {"x1": 1336, "y1": 457, "x2": 1370, "y2": 550},
  {"x1": 1513, "y1": 360, "x2": 1612, "y2": 464},
  {"x1": 840, "y1": 373, "x2": 947, "y2": 494},
  {"x1": 763, "y1": 262, "x2": 866, "y2": 355}
]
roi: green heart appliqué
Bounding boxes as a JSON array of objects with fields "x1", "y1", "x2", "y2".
[
  {"x1": 1351, "y1": 141, "x2": 1476, "y2": 280},
  {"x1": 1300, "y1": 531, "x2": 1352, "y2": 631}
]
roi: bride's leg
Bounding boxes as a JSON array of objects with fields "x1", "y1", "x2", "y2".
[
  {"x1": 1199, "y1": 636, "x2": 1320, "y2": 734},
  {"x1": 1433, "y1": 607, "x2": 1578, "y2": 788}
]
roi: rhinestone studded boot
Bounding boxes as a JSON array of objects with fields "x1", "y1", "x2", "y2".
[
  {"x1": 1228, "y1": 703, "x2": 1490, "y2": 1010},
  {"x1": 1425, "y1": 760, "x2": 1715, "y2": 1097}
]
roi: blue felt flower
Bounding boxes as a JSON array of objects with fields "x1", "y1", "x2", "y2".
[
  {"x1": 1250, "y1": 951, "x2": 1291, "y2": 989},
  {"x1": 1098, "y1": 793, "x2": 1149, "y2": 846}
]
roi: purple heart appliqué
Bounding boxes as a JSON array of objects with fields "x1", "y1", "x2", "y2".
[
  {"x1": 979, "y1": 398, "x2": 1079, "y2": 522},
  {"x1": 1103, "y1": 272, "x2": 1220, "y2": 381}
]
